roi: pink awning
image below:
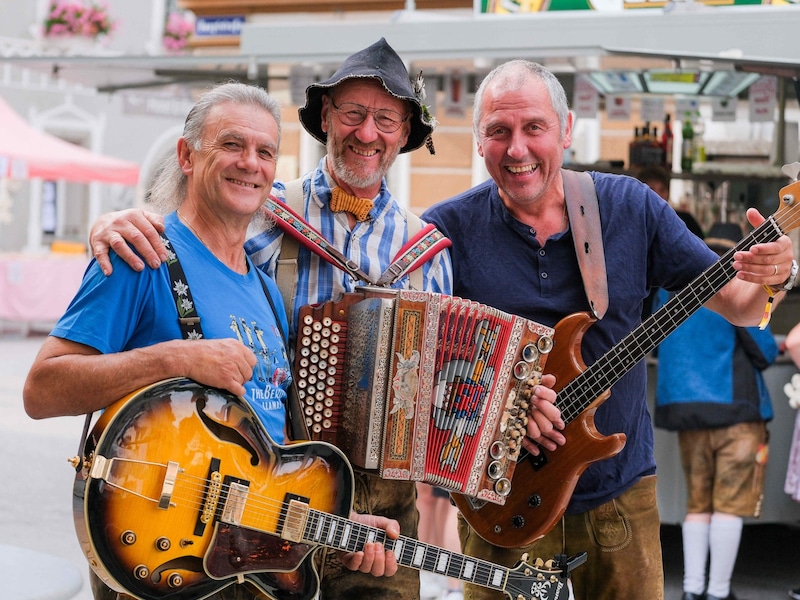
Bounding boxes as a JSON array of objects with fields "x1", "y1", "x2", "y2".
[{"x1": 0, "y1": 95, "x2": 139, "y2": 186}]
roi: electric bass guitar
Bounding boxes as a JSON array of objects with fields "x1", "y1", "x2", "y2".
[
  {"x1": 452, "y1": 175, "x2": 800, "y2": 548},
  {"x1": 71, "y1": 378, "x2": 584, "y2": 600}
]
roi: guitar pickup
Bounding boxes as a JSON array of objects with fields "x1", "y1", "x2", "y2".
[
  {"x1": 278, "y1": 493, "x2": 311, "y2": 543},
  {"x1": 280, "y1": 499, "x2": 310, "y2": 543},
  {"x1": 220, "y1": 479, "x2": 249, "y2": 526}
]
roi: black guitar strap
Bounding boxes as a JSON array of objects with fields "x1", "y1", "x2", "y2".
[
  {"x1": 161, "y1": 232, "x2": 205, "y2": 340},
  {"x1": 74, "y1": 230, "x2": 292, "y2": 471}
]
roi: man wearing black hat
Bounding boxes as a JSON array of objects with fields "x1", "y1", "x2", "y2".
[{"x1": 87, "y1": 39, "x2": 565, "y2": 600}]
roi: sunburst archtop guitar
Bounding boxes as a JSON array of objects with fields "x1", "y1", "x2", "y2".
[
  {"x1": 452, "y1": 175, "x2": 800, "y2": 549},
  {"x1": 71, "y1": 378, "x2": 584, "y2": 600}
]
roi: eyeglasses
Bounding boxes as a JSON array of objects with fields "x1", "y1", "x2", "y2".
[{"x1": 329, "y1": 99, "x2": 409, "y2": 133}]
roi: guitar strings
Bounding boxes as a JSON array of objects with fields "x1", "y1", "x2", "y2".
[
  {"x1": 556, "y1": 208, "x2": 800, "y2": 423},
  {"x1": 104, "y1": 465, "x2": 556, "y2": 590},
  {"x1": 507, "y1": 205, "x2": 800, "y2": 466}
]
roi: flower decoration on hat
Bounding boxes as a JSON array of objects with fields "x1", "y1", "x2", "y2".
[{"x1": 413, "y1": 70, "x2": 437, "y2": 155}]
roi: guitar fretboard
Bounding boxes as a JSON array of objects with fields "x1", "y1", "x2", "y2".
[
  {"x1": 303, "y1": 508, "x2": 510, "y2": 590},
  {"x1": 558, "y1": 213, "x2": 788, "y2": 424}
]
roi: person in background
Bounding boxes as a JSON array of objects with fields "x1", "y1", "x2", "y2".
[
  {"x1": 636, "y1": 164, "x2": 704, "y2": 238},
  {"x1": 83, "y1": 39, "x2": 565, "y2": 599},
  {"x1": 417, "y1": 484, "x2": 463, "y2": 600},
  {"x1": 786, "y1": 321, "x2": 800, "y2": 368},
  {"x1": 784, "y1": 320, "x2": 800, "y2": 600},
  {"x1": 654, "y1": 221, "x2": 779, "y2": 600},
  {"x1": 636, "y1": 164, "x2": 704, "y2": 321},
  {"x1": 421, "y1": 59, "x2": 797, "y2": 600}
]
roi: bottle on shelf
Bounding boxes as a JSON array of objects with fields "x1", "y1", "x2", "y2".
[
  {"x1": 662, "y1": 114, "x2": 673, "y2": 171},
  {"x1": 650, "y1": 126, "x2": 665, "y2": 166},
  {"x1": 681, "y1": 112, "x2": 694, "y2": 173},
  {"x1": 629, "y1": 126, "x2": 641, "y2": 170},
  {"x1": 693, "y1": 110, "x2": 706, "y2": 164}
]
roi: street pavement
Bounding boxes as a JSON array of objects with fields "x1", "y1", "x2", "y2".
[
  {"x1": 0, "y1": 331, "x2": 93, "y2": 600},
  {"x1": 1, "y1": 329, "x2": 800, "y2": 600}
]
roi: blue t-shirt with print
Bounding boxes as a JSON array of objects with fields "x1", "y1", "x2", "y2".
[{"x1": 50, "y1": 212, "x2": 291, "y2": 443}]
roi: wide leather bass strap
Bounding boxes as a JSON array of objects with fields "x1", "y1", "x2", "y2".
[{"x1": 561, "y1": 169, "x2": 608, "y2": 320}]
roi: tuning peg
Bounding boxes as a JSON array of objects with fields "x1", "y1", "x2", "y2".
[{"x1": 781, "y1": 162, "x2": 800, "y2": 181}]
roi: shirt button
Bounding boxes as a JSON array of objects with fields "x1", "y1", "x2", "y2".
[
  {"x1": 541, "y1": 272, "x2": 548, "y2": 279},
  {"x1": 539, "y1": 249, "x2": 546, "y2": 256}
]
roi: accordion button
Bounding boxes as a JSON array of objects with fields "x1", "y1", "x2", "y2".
[
  {"x1": 495, "y1": 478, "x2": 512, "y2": 496},
  {"x1": 490, "y1": 441, "x2": 505, "y2": 459},
  {"x1": 513, "y1": 361, "x2": 530, "y2": 380},
  {"x1": 522, "y1": 344, "x2": 539, "y2": 363}
]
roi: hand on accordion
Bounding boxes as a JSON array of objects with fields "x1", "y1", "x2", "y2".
[
  {"x1": 521, "y1": 373, "x2": 566, "y2": 456},
  {"x1": 339, "y1": 512, "x2": 400, "y2": 577}
]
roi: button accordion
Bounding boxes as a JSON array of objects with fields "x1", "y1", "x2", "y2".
[{"x1": 293, "y1": 287, "x2": 554, "y2": 505}]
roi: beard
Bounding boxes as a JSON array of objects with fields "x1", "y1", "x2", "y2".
[{"x1": 325, "y1": 116, "x2": 401, "y2": 192}]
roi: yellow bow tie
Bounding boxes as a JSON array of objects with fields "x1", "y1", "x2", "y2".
[{"x1": 330, "y1": 188, "x2": 374, "y2": 222}]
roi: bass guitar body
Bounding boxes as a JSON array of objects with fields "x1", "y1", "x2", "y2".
[
  {"x1": 452, "y1": 179, "x2": 800, "y2": 549},
  {"x1": 73, "y1": 378, "x2": 353, "y2": 600},
  {"x1": 452, "y1": 313, "x2": 626, "y2": 548}
]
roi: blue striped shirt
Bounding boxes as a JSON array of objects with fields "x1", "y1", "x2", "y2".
[{"x1": 245, "y1": 157, "x2": 453, "y2": 332}]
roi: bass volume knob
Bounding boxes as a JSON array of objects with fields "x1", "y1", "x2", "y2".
[
  {"x1": 511, "y1": 514, "x2": 526, "y2": 529},
  {"x1": 527, "y1": 494, "x2": 542, "y2": 507}
]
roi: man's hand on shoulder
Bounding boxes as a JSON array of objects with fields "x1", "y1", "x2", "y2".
[{"x1": 89, "y1": 209, "x2": 167, "y2": 276}]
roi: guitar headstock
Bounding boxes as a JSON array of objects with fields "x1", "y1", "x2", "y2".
[
  {"x1": 774, "y1": 162, "x2": 800, "y2": 236},
  {"x1": 503, "y1": 552, "x2": 586, "y2": 600}
]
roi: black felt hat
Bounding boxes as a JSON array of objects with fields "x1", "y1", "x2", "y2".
[
  {"x1": 298, "y1": 37, "x2": 435, "y2": 154},
  {"x1": 705, "y1": 222, "x2": 743, "y2": 252}
]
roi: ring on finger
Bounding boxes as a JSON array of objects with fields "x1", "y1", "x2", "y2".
[{"x1": 774, "y1": 264, "x2": 779, "y2": 276}]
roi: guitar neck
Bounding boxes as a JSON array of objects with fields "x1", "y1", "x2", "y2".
[
  {"x1": 302, "y1": 507, "x2": 510, "y2": 591},
  {"x1": 559, "y1": 214, "x2": 787, "y2": 424}
]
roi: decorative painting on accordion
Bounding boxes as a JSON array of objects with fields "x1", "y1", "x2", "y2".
[{"x1": 294, "y1": 287, "x2": 555, "y2": 506}]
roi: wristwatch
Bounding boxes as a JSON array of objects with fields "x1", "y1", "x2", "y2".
[{"x1": 776, "y1": 259, "x2": 799, "y2": 292}]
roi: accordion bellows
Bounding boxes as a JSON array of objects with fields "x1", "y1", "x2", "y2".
[{"x1": 294, "y1": 287, "x2": 555, "y2": 505}]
